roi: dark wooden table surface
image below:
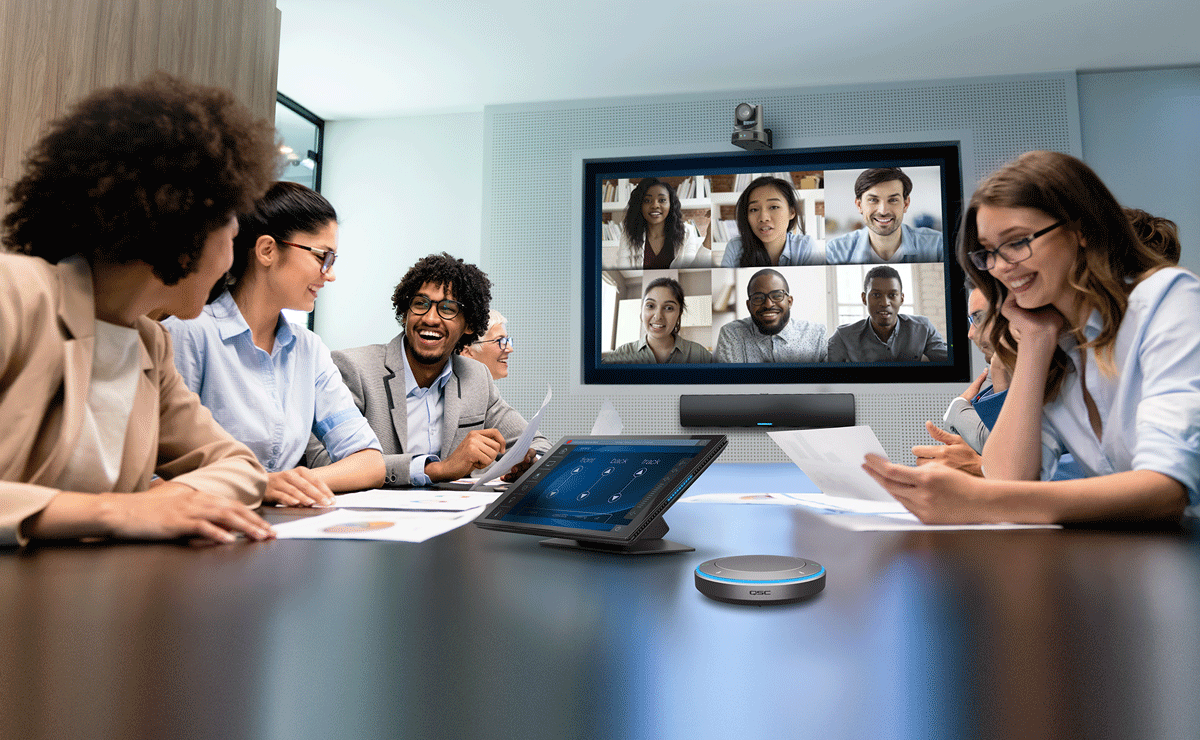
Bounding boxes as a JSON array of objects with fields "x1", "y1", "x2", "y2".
[{"x1": 3, "y1": 464, "x2": 1198, "y2": 740}]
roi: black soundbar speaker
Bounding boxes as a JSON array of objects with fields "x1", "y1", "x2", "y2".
[{"x1": 678, "y1": 393, "x2": 855, "y2": 429}]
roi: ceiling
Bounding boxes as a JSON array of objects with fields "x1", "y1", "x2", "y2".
[{"x1": 276, "y1": 0, "x2": 1199, "y2": 121}]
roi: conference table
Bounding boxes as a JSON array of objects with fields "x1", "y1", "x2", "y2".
[{"x1": 2, "y1": 463, "x2": 1198, "y2": 740}]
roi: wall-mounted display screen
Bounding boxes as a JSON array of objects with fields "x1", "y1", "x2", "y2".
[{"x1": 581, "y1": 142, "x2": 969, "y2": 386}]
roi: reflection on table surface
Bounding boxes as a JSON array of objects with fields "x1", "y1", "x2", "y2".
[{"x1": 2, "y1": 463, "x2": 1198, "y2": 740}]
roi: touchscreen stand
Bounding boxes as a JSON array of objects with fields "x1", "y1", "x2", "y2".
[
  {"x1": 539, "y1": 518, "x2": 694, "y2": 555},
  {"x1": 475, "y1": 435, "x2": 725, "y2": 555}
]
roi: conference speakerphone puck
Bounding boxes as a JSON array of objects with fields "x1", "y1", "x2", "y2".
[{"x1": 694, "y1": 555, "x2": 825, "y2": 605}]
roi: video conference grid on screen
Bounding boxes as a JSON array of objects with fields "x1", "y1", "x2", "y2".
[
  {"x1": 581, "y1": 143, "x2": 970, "y2": 386},
  {"x1": 602, "y1": 166, "x2": 945, "y2": 362}
]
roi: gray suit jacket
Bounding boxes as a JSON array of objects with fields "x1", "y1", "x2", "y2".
[{"x1": 310, "y1": 334, "x2": 549, "y2": 486}]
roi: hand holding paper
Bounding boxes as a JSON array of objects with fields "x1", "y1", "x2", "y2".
[
  {"x1": 471, "y1": 387, "x2": 552, "y2": 489},
  {"x1": 767, "y1": 426, "x2": 895, "y2": 502}
]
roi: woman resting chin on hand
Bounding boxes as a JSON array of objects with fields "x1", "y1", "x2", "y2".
[{"x1": 864, "y1": 151, "x2": 1196, "y2": 525}]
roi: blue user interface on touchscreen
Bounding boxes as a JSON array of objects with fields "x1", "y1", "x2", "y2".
[{"x1": 488, "y1": 439, "x2": 708, "y2": 532}]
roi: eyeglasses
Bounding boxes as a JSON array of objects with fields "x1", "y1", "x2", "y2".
[
  {"x1": 748, "y1": 289, "x2": 789, "y2": 307},
  {"x1": 968, "y1": 220, "x2": 1066, "y2": 271},
  {"x1": 473, "y1": 336, "x2": 513, "y2": 351},
  {"x1": 409, "y1": 295, "x2": 463, "y2": 320},
  {"x1": 967, "y1": 310, "x2": 986, "y2": 327},
  {"x1": 277, "y1": 239, "x2": 337, "y2": 273}
]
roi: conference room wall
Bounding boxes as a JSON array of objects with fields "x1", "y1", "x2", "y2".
[
  {"x1": 1078, "y1": 66, "x2": 1200, "y2": 275},
  {"x1": 318, "y1": 113, "x2": 486, "y2": 351},
  {"x1": 316, "y1": 69, "x2": 1194, "y2": 463}
]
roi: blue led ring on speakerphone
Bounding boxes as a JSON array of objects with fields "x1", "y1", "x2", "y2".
[{"x1": 695, "y1": 554, "x2": 825, "y2": 605}]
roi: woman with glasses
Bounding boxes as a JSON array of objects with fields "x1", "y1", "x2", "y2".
[
  {"x1": 461, "y1": 309, "x2": 514, "y2": 379},
  {"x1": 614, "y1": 178, "x2": 710, "y2": 269},
  {"x1": 607, "y1": 277, "x2": 712, "y2": 364},
  {"x1": 864, "y1": 151, "x2": 1198, "y2": 524},
  {"x1": 165, "y1": 182, "x2": 384, "y2": 506}
]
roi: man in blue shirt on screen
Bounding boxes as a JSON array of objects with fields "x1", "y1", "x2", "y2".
[
  {"x1": 824, "y1": 167, "x2": 943, "y2": 264},
  {"x1": 827, "y1": 266, "x2": 947, "y2": 362}
]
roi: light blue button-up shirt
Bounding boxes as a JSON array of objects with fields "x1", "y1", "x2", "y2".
[
  {"x1": 400, "y1": 342, "x2": 454, "y2": 486},
  {"x1": 721, "y1": 232, "x2": 824, "y2": 267},
  {"x1": 713, "y1": 316, "x2": 828, "y2": 363},
  {"x1": 1039, "y1": 268, "x2": 1200, "y2": 506},
  {"x1": 164, "y1": 292, "x2": 380, "y2": 473},
  {"x1": 824, "y1": 224, "x2": 943, "y2": 264}
]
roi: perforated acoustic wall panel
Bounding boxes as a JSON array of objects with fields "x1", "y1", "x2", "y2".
[{"x1": 483, "y1": 73, "x2": 1079, "y2": 463}]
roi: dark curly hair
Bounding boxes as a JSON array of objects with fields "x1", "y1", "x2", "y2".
[
  {"x1": 211, "y1": 181, "x2": 338, "y2": 303},
  {"x1": 391, "y1": 253, "x2": 492, "y2": 353},
  {"x1": 733, "y1": 176, "x2": 802, "y2": 267},
  {"x1": 621, "y1": 177, "x2": 686, "y2": 267},
  {"x1": 863, "y1": 265, "x2": 902, "y2": 293},
  {"x1": 2, "y1": 73, "x2": 278, "y2": 286}
]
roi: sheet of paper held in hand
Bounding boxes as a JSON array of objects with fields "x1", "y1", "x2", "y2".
[
  {"x1": 468, "y1": 386, "x2": 552, "y2": 489},
  {"x1": 748, "y1": 426, "x2": 1060, "y2": 531},
  {"x1": 272, "y1": 507, "x2": 484, "y2": 543}
]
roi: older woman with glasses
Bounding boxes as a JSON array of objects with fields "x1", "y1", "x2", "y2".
[
  {"x1": 165, "y1": 182, "x2": 384, "y2": 506},
  {"x1": 864, "y1": 151, "x2": 1198, "y2": 524},
  {"x1": 461, "y1": 309, "x2": 515, "y2": 379}
]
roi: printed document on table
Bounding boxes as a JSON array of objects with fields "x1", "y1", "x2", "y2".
[
  {"x1": 272, "y1": 508, "x2": 483, "y2": 542},
  {"x1": 334, "y1": 489, "x2": 503, "y2": 511},
  {"x1": 678, "y1": 491, "x2": 1060, "y2": 530},
  {"x1": 768, "y1": 426, "x2": 894, "y2": 502},
  {"x1": 471, "y1": 386, "x2": 552, "y2": 489}
]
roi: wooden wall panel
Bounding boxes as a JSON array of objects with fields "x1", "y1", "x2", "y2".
[{"x1": 0, "y1": 0, "x2": 280, "y2": 200}]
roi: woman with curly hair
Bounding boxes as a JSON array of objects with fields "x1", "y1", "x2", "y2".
[
  {"x1": 864, "y1": 151, "x2": 1198, "y2": 524},
  {"x1": 0, "y1": 74, "x2": 279, "y2": 546},
  {"x1": 721, "y1": 176, "x2": 822, "y2": 267},
  {"x1": 165, "y1": 182, "x2": 384, "y2": 507},
  {"x1": 617, "y1": 178, "x2": 709, "y2": 269}
]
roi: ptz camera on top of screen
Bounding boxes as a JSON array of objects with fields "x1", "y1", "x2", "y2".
[{"x1": 731, "y1": 103, "x2": 772, "y2": 150}]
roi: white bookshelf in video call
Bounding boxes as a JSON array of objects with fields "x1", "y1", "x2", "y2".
[{"x1": 600, "y1": 175, "x2": 825, "y2": 267}]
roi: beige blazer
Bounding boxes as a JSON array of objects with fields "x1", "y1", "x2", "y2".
[{"x1": 0, "y1": 254, "x2": 266, "y2": 546}]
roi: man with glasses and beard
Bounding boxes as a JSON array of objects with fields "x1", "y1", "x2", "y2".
[
  {"x1": 713, "y1": 269, "x2": 828, "y2": 363},
  {"x1": 310, "y1": 253, "x2": 547, "y2": 486}
]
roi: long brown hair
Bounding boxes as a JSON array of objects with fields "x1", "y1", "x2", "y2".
[{"x1": 957, "y1": 151, "x2": 1170, "y2": 402}]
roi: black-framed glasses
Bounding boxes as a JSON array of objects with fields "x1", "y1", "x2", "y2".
[
  {"x1": 748, "y1": 289, "x2": 789, "y2": 307},
  {"x1": 409, "y1": 295, "x2": 462, "y2": 320},
  {"x1": 968, "y1": 310, "x2": 987, "y2": 327},
  {"x1": 473, "y1": 336, "x2": 513, "y2": 351},
  {"x1": 968, "y1": 220, "x2": 1066, "y2": 271},
  {"x1": 277, "y1": 239, "x2": 337, "y2": 273}
]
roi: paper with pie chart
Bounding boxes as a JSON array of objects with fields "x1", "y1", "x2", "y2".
[{"x1": 271, "y1": 508, "x2": 482, "y2": 542}]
